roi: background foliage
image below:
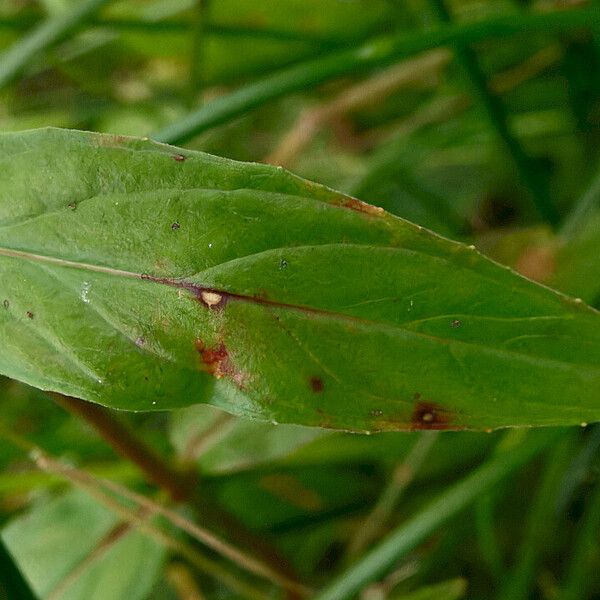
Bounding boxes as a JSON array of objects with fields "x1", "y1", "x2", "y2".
[{"x1": 1, "y1": 1, "x2": 600, "y2": 599}]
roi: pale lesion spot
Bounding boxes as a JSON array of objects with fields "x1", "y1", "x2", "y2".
[{"x1": 200, "y1": 290, "x2": 223, "y2": 308}]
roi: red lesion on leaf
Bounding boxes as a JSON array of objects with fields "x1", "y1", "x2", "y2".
[
  {"x1": 341, "y1": 198, "x2": 385, "y2": 216},
  {"x1": 194, "y1": 339, "x2": 246, "y2": 389},
  {"x1": 195, "y1": 340, "x2": 229, "y2": 378},
  {"x1": 411, "y1": 401, "x2": 454, "y2": 430}
]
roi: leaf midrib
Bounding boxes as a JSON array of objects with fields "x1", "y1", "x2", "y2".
[{"x1": 1, "y1": 244, "x2": 598, "y2": 377}]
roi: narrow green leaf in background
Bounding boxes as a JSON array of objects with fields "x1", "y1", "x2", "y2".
[
  {"x1": 1, "y1": 128, "x2": 600, "y2": 431},
  {"x1": 390, "y1": 577, "x2": 467, "y2": 600},
  {"x1": 0, "y1": 0, "x2": 110, "y2": 89},
  {"x1": 314, "y1": 430, "x2": 558, "y2": 600}
]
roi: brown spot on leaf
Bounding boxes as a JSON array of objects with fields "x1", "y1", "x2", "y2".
[
  {"x1": 171, "y1": 222, "x2": 180, "y2": 230},
  {"x1": 411, "y1": 401, "x2": 453, "y2": 430},
  {"x1": 68, "y1": 202, "x2": 77, "y2": 210},
  {"x1": 26, "y1": 311, "x2": 34, "y2": 319},
  {"x1": 309, "y1": 376, "x2": 324, "y2": 393},
  {"x1": 2, "y1": 300, "x2": 8, "y2": 309},
  {"x1": 451, "y1": 319, "x2": 462, "y2": 328},
  {"x1": 194, "y1": 340, "x2": 246, "y2": 388},
  {"x1": 342, "y1": 198, "x2": 385, "y2": 216},
  {"x1": 172, "y1": 154, "x2": 186, "y2": 162},
  {"x1": 195, "y1": 340, "x2": 229, "y2": 378},
  {"x1": 370, "y1": 409, "x2": 383, "y2": 417}
]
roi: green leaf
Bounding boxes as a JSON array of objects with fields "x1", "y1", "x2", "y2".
[
  {"x1": 1, "y1": 489, "x2": 165, "y2": 600},
  {"x1": 1, "y1": 128, "x2": 600, "y2": 431},
  {"x1": 0, "y1": 538, "x2": 38, "y2": 600},
  {"x1": 553, "y1": 212, "x2": 600, "y2": 305}
]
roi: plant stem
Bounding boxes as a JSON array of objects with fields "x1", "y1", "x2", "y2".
[
  {"x1": 49, "y1": 394, "x2": 301, "y2": 597},
  {"x1": 346, "y1": 432, "x2": 439, "y2": 559},
  {"x1": 31, "y1": 451, "x2": 271, "y2": 600},
  {"x1": 265, "y1": 48, "x2": 452, "y2": 167},
  {"x1": 97, "y1": 477, "x2": 309, "y2": 595},
  {"x1": 427, "y1": 0, "x2": 557, "y2": 225},
  {"x1": 313, "y1": 429, "x2": 559, "y2": 600},
  {"x1": 51, "y1": 393, "x2": 195, "y2": 502},
  {"x1": 0, "y1": 0, "x2": 111, "y2": 90},
  {"x1": 152, "y1": 6, "x2": 600, "y2": 145}
]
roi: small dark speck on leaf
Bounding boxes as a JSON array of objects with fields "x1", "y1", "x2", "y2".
[
  {"x1": 309, "y1": 376, "x2": 324, "y2": 393},
  {"x1": 135, "y1": 337, "x2": 145, "y2": 348},
  {"x1": 172, "y1": 154, "x2": 186, "y2": 162},
  {"x1": 26, "y1": 311, "x2": 34, "y2": 319},
  {"x1": 171, "y1": 222, "x2": 180, "y2": 231},
  {"x1": 370, "y1": 409, "x2": 383, "y2": 417},
  {"x1": 2, "y1": 300, "x2": 8, "y2": 309},
  {"x1": 279, "y1": 259, "x2": 288, "y2": 270},
  {"x1": 451, "y1": 319, "x2": 462, "y2": 328},
  {"x1": 68, "y1": 202, "x2": 77, "y2": 210}
]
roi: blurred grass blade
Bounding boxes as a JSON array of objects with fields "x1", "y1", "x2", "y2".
[
  {"x1": 0, "y1": 0, "x2": 111, "y2": 90},
  {"x1": 556, "y1": 478, "x2": 600, "y2": 600},
  {"x1": 153, "y1": 6, "x2": 600, "y2": 144},
  {"x1": 314, "y1": 430, "x2": 559, "y2": 600},
  {"x1": 390, "y1": 577, "x2": 467, "y2": 600},
  {"x1": 498, "y1": 433, "x2": 575, "y2": 600},
  {"x1": 427, "y1": 0, "x2": 557, "y2": 225},
  {"x1": 561, "y1": 160, "x2": 600, "y2": 239},
  {"x1": 347, "y1": 432, "x2": 439, "y2": 558},
  {"x1": 475, "y1": 494, "x2": 505, "y2": 582},
  {"x1": 0, "y1": 539, "x2": 38, "y2": 600}
]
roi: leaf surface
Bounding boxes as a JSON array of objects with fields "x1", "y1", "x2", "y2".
[
  {"x1": 1, "y1": 128, "x2": 600, "y2": 430},
  {"x1": 1, "y1": 489, "x2": 164, "y2": 600}
]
